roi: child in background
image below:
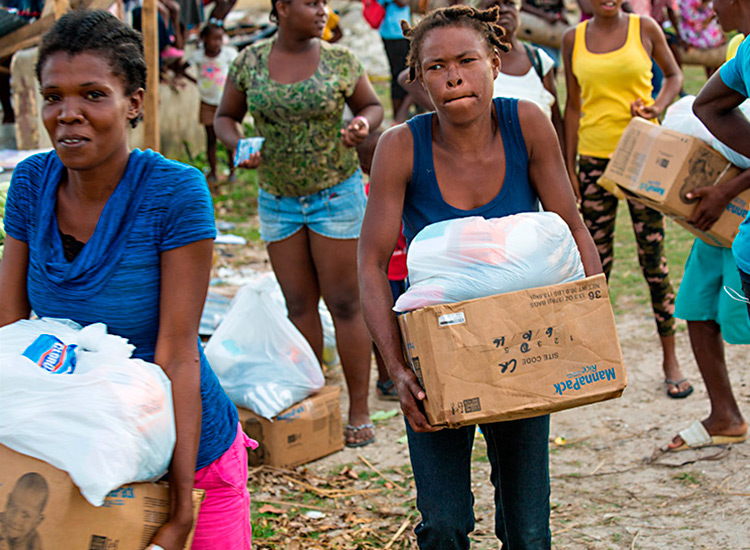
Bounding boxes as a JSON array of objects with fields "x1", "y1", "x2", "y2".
[{"x1": 187, "y1": 22, "x2": 238, "y2": 188}]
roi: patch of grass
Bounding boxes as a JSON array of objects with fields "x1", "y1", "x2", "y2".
[
  {"x1": 682, "y1": 64, "x2": 710, "y2": 97},
  {"x1": 673, "y1": 471, "x2": 704, "y2": 487},
  {"x1": 358, "y1": 470, "x2": 379, "y2": 481},
  {"x1": 180, "y1": 127, "x2": 261, "y2": 233},
  {"x1": 251, "y1": 511, "x2": 279, "y2": 539},
  {"x1": 608, "y1": 205, "x2": 695, "y2": 314},
  {"x1": 300, "y1": 492, "x2": 327, "y2": 506}
]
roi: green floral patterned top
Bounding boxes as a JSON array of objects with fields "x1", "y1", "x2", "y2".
[{"x1": 229, "y1": 39, "x2": 363, "y2": 196}]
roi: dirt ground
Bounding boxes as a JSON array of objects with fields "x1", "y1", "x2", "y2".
[{"x1": 213, "y1": 242, "x2": 750, "y2": 549}]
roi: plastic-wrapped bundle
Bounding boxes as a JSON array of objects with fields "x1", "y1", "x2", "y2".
[
  {"x1": 205, "y1": 273, "x2": 324, "y2": 419},
  {"x1": 663, "y1": 95, "x2": 750, "y2": 169},
  {"x1": 394, "y1": 213, "x2": 585, "y2": 312},
  {"x1": 0, "y1": 318, "x2": 175, "y2": 506}
]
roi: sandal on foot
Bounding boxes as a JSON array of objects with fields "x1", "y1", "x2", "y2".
[
  {"x1": 669, "y1": 420, "x2": 747, "y2": 452},
  {"x1": 665, "y1": 378, "x2": 694, "y2": 399},
  {"x1": 345, "y1": 423, "x2": 375, "y2": 448},
  {"x1": 376, "y1": 379, "x2": 399, "y2": 401}
]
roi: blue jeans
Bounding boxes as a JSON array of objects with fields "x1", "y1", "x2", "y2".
[{"x1": 405, "y1": 415, "x2": 551, "y2": 549}]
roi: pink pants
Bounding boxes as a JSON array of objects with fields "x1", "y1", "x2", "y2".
[{"x1": 191, "y1": 423, "x2": 258, "y2": 550}]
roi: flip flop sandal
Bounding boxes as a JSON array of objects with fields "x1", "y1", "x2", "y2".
[
  {"x1": 345, "y1": 423, "x2": 376, "y2": 448},
  {"x1": 376, "y1": 379, "x2": 399, "y2": 401},
  {"x1": 665, "y1": 378, "x2": 694, "y2": 399},
  {"x1": 669, "y1": 420, "x2": 748, "y2": 452}
]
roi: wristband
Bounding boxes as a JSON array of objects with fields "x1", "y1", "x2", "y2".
[{"x1": 352, "y1": 115, "x2": 370, "y2": 133}]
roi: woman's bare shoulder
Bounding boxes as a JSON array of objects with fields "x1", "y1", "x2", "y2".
[{"x1": 371, "y1": 122, "x2": 415, "y2": 184}]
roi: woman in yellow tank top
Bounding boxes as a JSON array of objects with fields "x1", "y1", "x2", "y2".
[{"x1": 562, "y1": 0, "x2": 692, "y2": 399}]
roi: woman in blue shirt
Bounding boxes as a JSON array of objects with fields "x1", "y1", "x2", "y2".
[{"x1": 0, "y1": 11, "x2": 251, "y2": 550}]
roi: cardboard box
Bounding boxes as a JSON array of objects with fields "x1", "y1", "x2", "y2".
[
  {"x1": 238, "y1": 385, "x2": 344, "y2": 468},
  {"x1": 397, "y1": 275, "x2": 626, "y2": 428},
  {"x1": 0, "y1": 444, "x2": 203, "y2": 550},
  {"x1": 599, "y1": 117, "x2": 750, "y2": 247}
]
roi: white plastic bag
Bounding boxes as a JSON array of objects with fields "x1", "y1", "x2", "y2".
[
  {"x1": 394, "y1": 213, "x2": 585, "y2": 312},
  {"x1": 0, "y1": 318, "x2": 175, "y2": 506},
  {"x1": 205, "y1": 273, "x2": 324, "y2": 419},
  {"x1": 661, "y1": 95, "x2": 715, "y2": 146},
  {"x1": 663, "y1": 95, "x2": 750, "y2": 169}
]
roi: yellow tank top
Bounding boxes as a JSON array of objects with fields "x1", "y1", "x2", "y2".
[
  {"x1": 573, "y1": 14, "x2": 655, "y2": 158},
  {"x1": 727, "y1": 33, "x2": 745, "y2": 61}
]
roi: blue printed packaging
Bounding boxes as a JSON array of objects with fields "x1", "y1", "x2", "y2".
[
  {"x1": 22, "y1": 334, "x2": 78, "y2": 374},
  {"x1": 234, "y1": 137, "x2": 265, "y2": 166}
]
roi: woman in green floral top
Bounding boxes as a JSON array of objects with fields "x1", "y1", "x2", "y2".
[{"x1": 215, "y1": 0, "x2": 383, "y2": 447}]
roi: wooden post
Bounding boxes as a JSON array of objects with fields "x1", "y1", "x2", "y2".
[{"x1": 142, "y1": 0, "x2": 160, "y2": 151}]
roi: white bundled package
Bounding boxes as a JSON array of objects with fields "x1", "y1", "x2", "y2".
[
  {"x1": 0, "y1": 318, "x2": 175, "y2": 506},
  {"x1": 205, "y1": 273, "x2": 324, "y2": 419},
  {"x1": 663, "y1": 95, "x2": 750, "y2": 169},
  {"x1": 394, "y1": 212, "x2": 585, "y2": 312}
]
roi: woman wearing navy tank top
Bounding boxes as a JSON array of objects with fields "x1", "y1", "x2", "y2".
[{"x1": 359, "y1": 6, "x2": 602, "y2": 549}]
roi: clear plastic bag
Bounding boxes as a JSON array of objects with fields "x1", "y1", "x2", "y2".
[
  {"x1": 394, "y1": 213, "x2": 585, "y2": 312},
  {"x1": 0, "y1": 318, "x2": 175, "y2": 506},
  {"x1": 205, "y1": 273, "x2": 324, "y2": 419}
]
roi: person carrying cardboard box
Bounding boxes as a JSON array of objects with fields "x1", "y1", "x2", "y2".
[
  {"x1": 562, "y1": 0, "x2": 693, "y2": 399},
  {"x1": 666, "y1": 0, "x2": 750, "y2": 451},
  {"x1": 359, "y1": 6, "x2": 602, "y2": 548},
  {"x1": 0, "y1": 11, "x2": 255, "y2": 549}
]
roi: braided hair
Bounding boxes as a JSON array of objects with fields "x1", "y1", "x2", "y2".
[
  {"x1": 401, "y1": 5, "x2": 511, "y2": 83},
  {"x1": 36, "y1": 10, "x2": 146, "y2": 126}
]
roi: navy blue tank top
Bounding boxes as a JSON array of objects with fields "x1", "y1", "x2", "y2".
[{"x1": 403, "y1": 97, "x2": 540, "y2": 246}]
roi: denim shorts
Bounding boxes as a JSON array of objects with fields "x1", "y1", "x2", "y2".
[{"x1": 258, "y1": 170, "x2": 366, "y2": 243}]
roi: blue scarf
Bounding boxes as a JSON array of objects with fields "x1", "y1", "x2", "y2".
[{"x1": 31, "y1": 148, "x2": 159, "y2": 300}]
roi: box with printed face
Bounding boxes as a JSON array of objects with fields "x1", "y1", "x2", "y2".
[
  {"x1": 396, "y1": 275, "x2": 626, "y2": 428},
  {"x1": 237, "y1": 385, "x2": 344, "y2": 468},
  {"x1": 599, "y1": 117, "x2": 748, "y2": 247},
  {"x1": 0, "y1": 444, "x2": 202, "y2": 550}
]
